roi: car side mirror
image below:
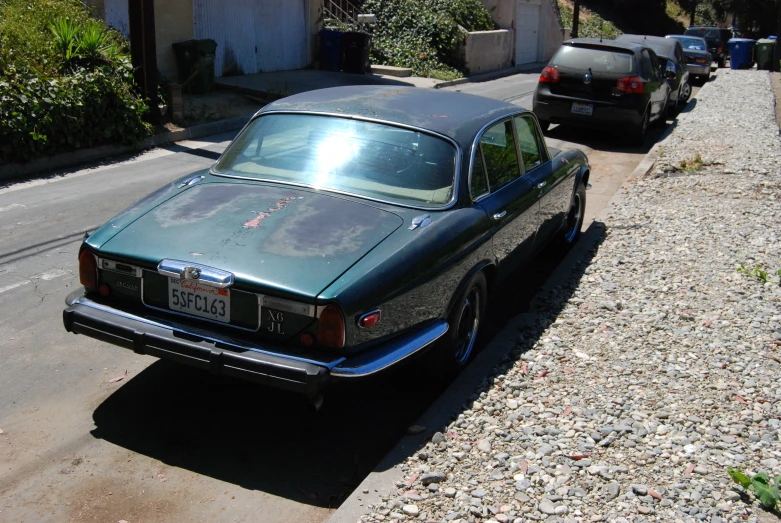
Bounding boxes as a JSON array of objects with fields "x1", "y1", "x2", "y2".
[{"x1": 665, "y1": 70, "x2": 677, "y2": 80}]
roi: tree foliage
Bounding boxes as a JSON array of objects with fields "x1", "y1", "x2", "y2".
[
  {"x1": 0, "y1": 0, "x2": 150, "y2": 163},
  {"x1": 363, "y1": 0, "x2": 496, "y2": 77}
]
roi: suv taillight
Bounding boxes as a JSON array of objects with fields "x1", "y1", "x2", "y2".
[
  {"x1": 616, "y1": 77, "x2": 644, "y2": 94},
  {"x1": 318, "y1": 304, "x2": 345, "y2": 349},
  {"x1": 539, "y1": 66, "x2": 560, "y2": 83},
  {"x1": 79, "y1": 249, "x2": 98, "y2": 290},
  {"x1": 718, "y1": 44, "x2": 723, "y2": 52}
]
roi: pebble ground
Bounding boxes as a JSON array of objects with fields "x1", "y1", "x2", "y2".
[{"x1": 360, "y1": 70, "x2": 781, "y2": 523}]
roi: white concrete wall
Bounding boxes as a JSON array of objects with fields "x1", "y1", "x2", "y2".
[
  {"x1": 464, "y1": 29, "x2": 515, "y2": 75},
  {"x1": 479, "y1": 0, "x2": 516, "y2": 29},
  {"x1": 538, "y1": 0, "x2": 565, "y2": 62}
]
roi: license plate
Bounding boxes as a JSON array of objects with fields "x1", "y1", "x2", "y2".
[
  {"x1": 571, "y1": 102, "x2": 593, "y2": 116},
  {"x1": 168, "y1": 277, "x2": 230, "y2": 323}
]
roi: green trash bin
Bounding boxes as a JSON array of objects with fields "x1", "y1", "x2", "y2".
[
  {"x1": 172, "y1": 39, "x2": 218, "y2": 94},
  {"x1": 756, "y1": 39, "x2": 776, "y2": 70}
]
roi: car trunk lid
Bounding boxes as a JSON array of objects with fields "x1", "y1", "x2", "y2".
[{"x1": 99, "y1": 181, "x2": 404, "y2": 301}]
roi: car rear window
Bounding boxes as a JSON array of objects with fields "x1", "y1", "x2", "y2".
[
  {"x1": 685, "y1": 28, "x2": 723, "y2": 39},
  {"x1": 551, "y1": 45, "x2": 635, "y2": 74},
  {"x1": 214, "y1": 114, "x2": 457, "y2": 208},
  {"x1": 674, "y1": 37, "x2": 707, "y2": 50}
]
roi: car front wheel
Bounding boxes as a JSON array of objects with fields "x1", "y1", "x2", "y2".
[{"x1": 679, "y1": 82, "x2": 691, "y2": 103}]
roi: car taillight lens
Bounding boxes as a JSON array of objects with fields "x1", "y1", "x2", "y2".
[
  {"x1": 79, "y1": 249, "x2": 98, "y2": 290},
  {"x1": 718, "y1": 44, "x2": 723, "y2": 52},
  {"x1": 616, "y1": 77, "x2": 644, "y2": 94},
  {"x1": 318, "y1": 304, "x2": 345, "y2": 349},
  {"x1": 695, "y1": 57, "x2": 708, "y2": 63},
  {"x1": 539, "y1": 66, "x2": 560, "y2": 83}
]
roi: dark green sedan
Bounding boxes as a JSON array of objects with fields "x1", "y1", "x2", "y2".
[{"x1": 63, "y1": 86, "x2": 590, "y2": 406}]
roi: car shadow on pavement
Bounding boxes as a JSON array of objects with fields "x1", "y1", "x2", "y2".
[
  {"x1": 544, "y1": 124, "x2": 667, "y2": 154},
  {"x1": 90, "y1": 226, "x2": 609, "y2": 510},
  {"x1": 91, "y1": 356, "x2": 453, "y2": 508}
]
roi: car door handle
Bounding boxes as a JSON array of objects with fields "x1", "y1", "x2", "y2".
[
  {"x1": 492, "y1": 211, "x2": 507, "y2": 220},
  {"x1": 536, "y1": 181, "x2": 547, "y2": 189}
]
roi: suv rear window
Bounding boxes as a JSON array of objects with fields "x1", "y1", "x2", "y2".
[
  {"x1": 685, "y1": 28, "x2": 724, "y2": 40},
  {"x1": 551, "y1": 45, "x2": 635, "y2": 74}
]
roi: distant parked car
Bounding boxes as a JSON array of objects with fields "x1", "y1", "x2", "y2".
[
  {"x1": 617, "y1": 34, "x2": 691, "y2": 111},
  {"x1": 684, "y1": 26, "x2": 732, "y2": 67},
  {"x1": 533, "y1": 38, "x2": 673, "y2": 145},
  {"x1": 666, "y1": 35, "x2": 713, "y2": 83},
  {"x1": 63, "y1": 86, "x2": 591, "y2": 405}
]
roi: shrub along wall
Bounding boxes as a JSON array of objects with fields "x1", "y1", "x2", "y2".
[
  {"x1": 362, "y1": 0, "x2": 496, "y2": 79},
  {"x1": 0, "y1": 0, "x2": 150, "y2": 164}
]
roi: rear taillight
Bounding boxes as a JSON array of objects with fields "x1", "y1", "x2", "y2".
[
  {"x1": 318, "y1": 304, "x2": 345, "y2": 349},
  {"x1": 718, "y1": 44, "x2": 723, "y2": 52},
  {"x1": 539, "y1": 66, "x2": 560, "y2": 83},
  {"x1": 616, "y1": 77, "x2": 644, "y2": 94},
  {"x1": 79, "y1": 249, "x2": 98, "y2": 290},
  {"x1": 695, "y1": 57, "x2": 708, "y2": 64}
]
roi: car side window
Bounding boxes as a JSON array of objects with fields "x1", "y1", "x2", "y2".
[
  {"x1": 640, "y1": 50, "x2": 654, "y2": 80},
  {"x1": 479, "y1": 120, "x2": 521, "y2": 191},
  {"x1": 470, "y1": 148, "x2": 489, "y2": 199},
  {"x1": 513, "y1": 116, "x2": 543, "y2": 171}
]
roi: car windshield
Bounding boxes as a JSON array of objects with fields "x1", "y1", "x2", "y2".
[
  {"x1": 552, "y1": 45, "x2": 635, "y2": 73},
  {"x1": 673, "y1": 36, "x2": 707, "y2": 50},
  {"x1": 214, "y1": 114, "x2": 457, "y2": 208}
]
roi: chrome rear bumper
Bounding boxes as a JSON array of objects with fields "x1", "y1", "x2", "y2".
[{"x1": 63, "y1": 290, "x2": 447, "y2": 398}]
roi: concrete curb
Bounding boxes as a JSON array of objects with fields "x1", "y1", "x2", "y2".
[
  {"x1": 327, "y1": 73, "x2": 707, "y2": 523},
  {"x1": 0, "y1": 114, "x2": 254, "y2": 182},
  {"x1": 327, "y1": 313, "x2": 539, "y2": 523}
]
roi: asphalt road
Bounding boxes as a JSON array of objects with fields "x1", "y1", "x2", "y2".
[{"x1": 0, "y1": 70, "x2": 706, "y2": 523}]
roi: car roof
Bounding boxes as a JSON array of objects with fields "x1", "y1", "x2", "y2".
[
  {"x1": 667, "y1": 34, "x2": 706, "y2": 41},
  {"x1": 259, "y1": 86, "x2": 523, "y2": 149},
  {"x1": 617, "y1": 34, "x2": 678, "y2": 57},
  {"x1": 564, "y1": 38, "x2": 645, "y2": 53}
]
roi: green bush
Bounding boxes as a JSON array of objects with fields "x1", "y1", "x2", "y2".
[
  {"x1": 558, "y1": 3, "x2": 623, "y2": 39},
  {"x1": 363, "y1": 0, "x2": 496, "y2": 77},
  {"x1": 0, "y1": 0, "x2": 150, "y2": 163}
]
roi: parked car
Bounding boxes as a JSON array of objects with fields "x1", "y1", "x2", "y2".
[
  {"x1": 616, "y1": 34, "x2": 690, "y2": 111},
  {"x1": 666, "y1": 35, "x2": 713, "y2": 83},
  {"x1": 63, "y1": 86, "x2": 590, "y2": 407},
  {"x1": 684, "y1": 26, "x2": 732, "y2": 67},
  {"x1": 533, "y1": 38, "x2": 673, "y2": 145}
]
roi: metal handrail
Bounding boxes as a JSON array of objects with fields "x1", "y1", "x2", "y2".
[{"x1": 324, "y1": 0, "x2": 361, "y2": 29}]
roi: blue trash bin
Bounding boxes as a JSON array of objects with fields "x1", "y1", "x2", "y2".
[
  {"x1": 728, "y1": 38, "x2": 756, "y2": 69},
  {"x1": 319, "y1": 30, "x2": 344, "y2": 71}
]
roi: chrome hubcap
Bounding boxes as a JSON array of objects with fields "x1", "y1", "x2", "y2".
[
  {"x1": 454, "y1": 290, "x2": 480, "y2": 365},
  {"x1": 681, "y1": 83, "x2": 691, "y2": 100},
  {"x1": 564, "y1": 193, "x2": 583, "y2": 243}
]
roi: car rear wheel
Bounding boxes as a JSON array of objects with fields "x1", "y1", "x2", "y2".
[
  {"x1": 426, "y1": 272, "x2": 487, "y2": 377},
  {"x1": 556, "y1": 182, "x2": 586, "y2": 250},
  {"x1": 718, "y1": 58, "x2": 726, "y2": 68},
  {"x1": 679, "y1": 82, "x2": 691, "y2": 103}
]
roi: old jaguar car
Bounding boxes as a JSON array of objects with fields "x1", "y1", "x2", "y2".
[{"x1": 63, "y1": 86, "x2": 590, "y2": 405}]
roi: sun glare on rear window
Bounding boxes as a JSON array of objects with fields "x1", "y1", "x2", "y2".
[{"x1": 213, "y1": 114, "x2": 457, "y2": 208}]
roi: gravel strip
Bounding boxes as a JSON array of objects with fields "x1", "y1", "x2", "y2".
[{"x1": 360, "y1": 70, "x2": 781, "y2": 523}]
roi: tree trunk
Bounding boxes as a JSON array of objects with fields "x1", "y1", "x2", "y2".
[
  {"x1": 689, "y1": 0, "x2": 697, "y2": 26},
  {"x1": 572, "y1": 0, "x2": 581, "y2": 38}
]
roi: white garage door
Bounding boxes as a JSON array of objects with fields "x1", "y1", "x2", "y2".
[
  {"x1": 516, "y1": 2, "x2": 540, "y2": 65},
  {"x1": 194, "y1": 0, "x2": 309, "y2": 76}
]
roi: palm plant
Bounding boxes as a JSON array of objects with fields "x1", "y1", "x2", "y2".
[{"x1": 49, "y1": 17, "x2": 81, "y2": 67}]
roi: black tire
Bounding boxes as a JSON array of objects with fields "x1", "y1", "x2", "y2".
[
  {"x1": 718, "y1": 58, "x2": 726, "y2": 68},
  {"x1": 556, "y1": 182, "x2": 586, "y2": 251},
  {"x1": 666, "y1": 94, "x2": 678, "y2": 119},
  {"x1": 431, "y1": 272, "x2": 487, "y2": 377},
  {"x1": 679, "y1": 81, "x2": 691, "y2": 105},
  {"x1": 538, "y1": 119, "x2": 551, "y2": 132},
  {"x1": 629, "y1": 109, "x2": 649, "y2": 146}
]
